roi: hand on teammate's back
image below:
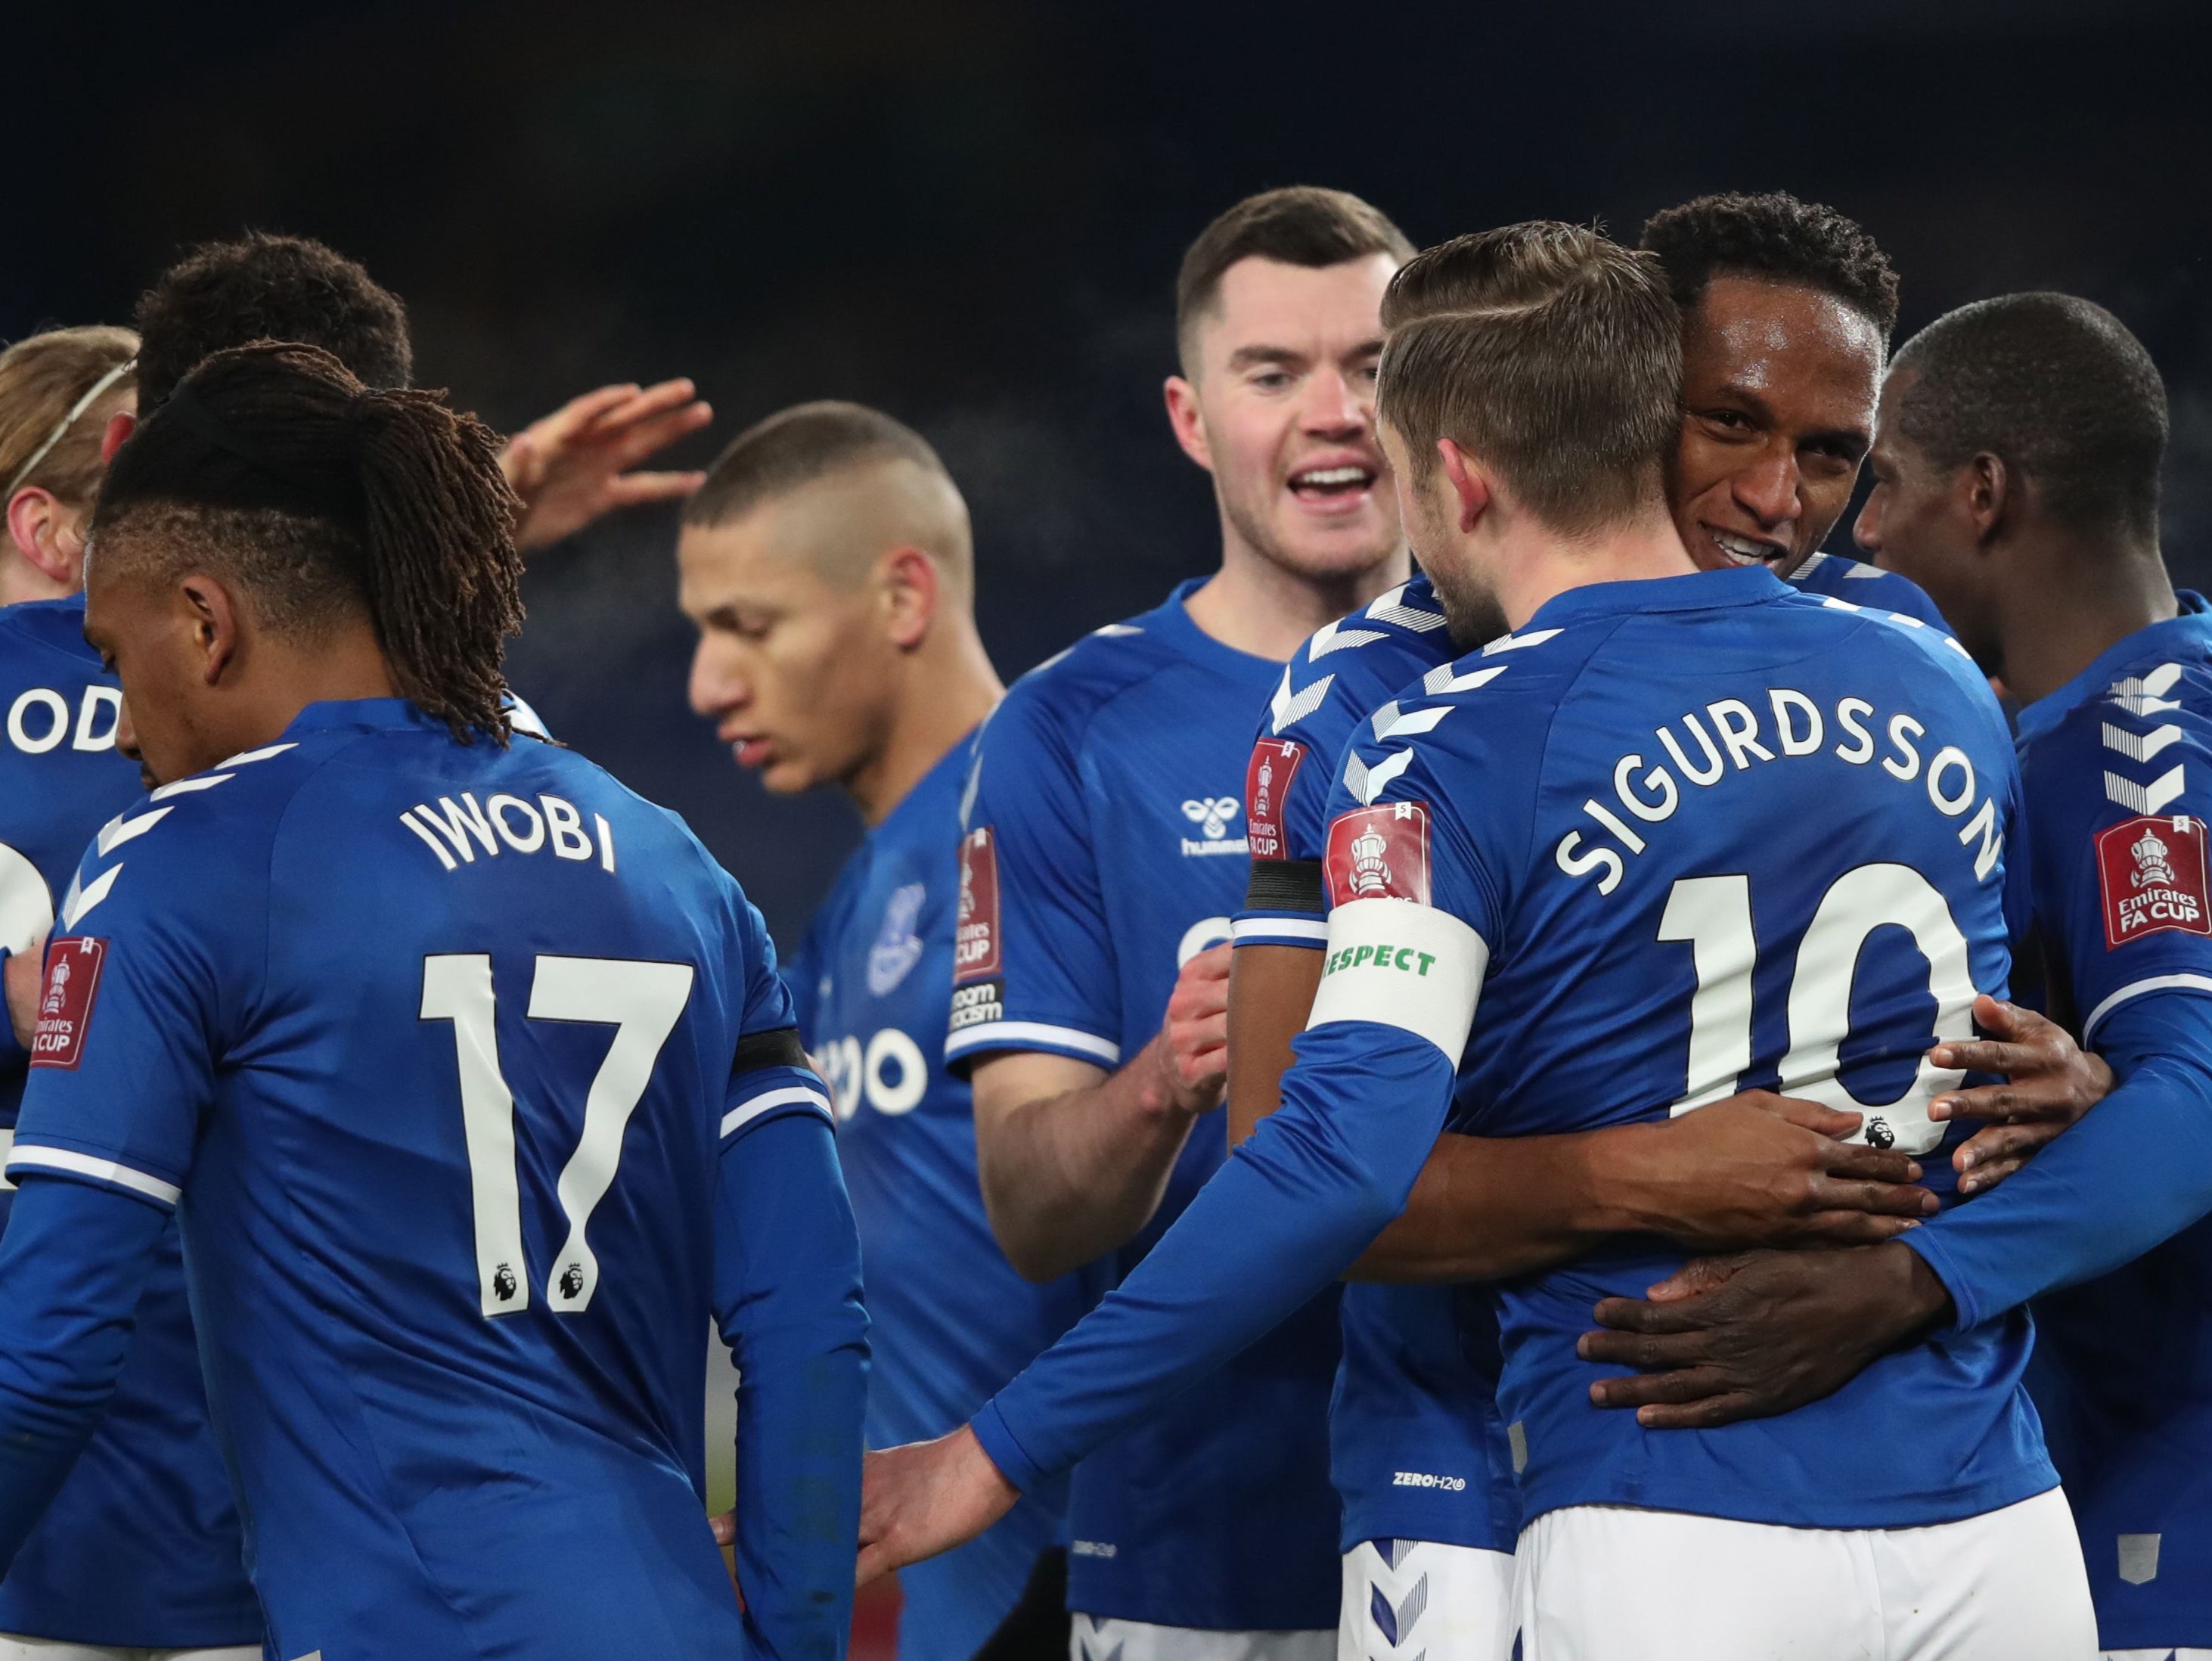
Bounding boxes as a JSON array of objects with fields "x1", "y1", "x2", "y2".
[
  {"x1": 499, "y1": 377, "x2": 713, "y2": 553},
  {"x1": 1630, "y1": 1091, "x2": 1937, "y2": 1251},
  {"x1": 4, "y1": 935, "x2": 44, "y2": 1048},
  {"x1": 1575, "y1": 1242, "x2": 1953, "y2": 1430},
  {"x1": 856, "y1": 1427, "x2": 1019, "y2": 1588},
  {"x1": 1147, "y1": 942, "x2": 1232, "y2": 1117},
  {"x1": 1927, "y1": 995, "x2": 2111, "y2": 1194}
]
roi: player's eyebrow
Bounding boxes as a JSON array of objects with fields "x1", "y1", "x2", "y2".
[{"x1": 1225, "y1": 345, "x2": 1311, "y2": 373}]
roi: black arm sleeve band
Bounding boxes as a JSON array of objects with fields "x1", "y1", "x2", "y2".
[
  {"x1": 734, "y1": 1026, "x2": 809, "y2": 1075},
  {"x1": 1245, "y1": 858, "x2": 1327, "y2": 916}
]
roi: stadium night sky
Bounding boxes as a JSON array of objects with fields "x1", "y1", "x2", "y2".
[{"x1": 13, "y1": 0, "x2": 2208, "y2": 942}]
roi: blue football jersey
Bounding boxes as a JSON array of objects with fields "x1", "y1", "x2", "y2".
[
  {"x1": 9, "y1": 698, "x2": 839, "y2": 1661},
  {"x1": 2012, "y1": 593, "x2": 2212, "y2": 1648},
  {"x1": 946, "y1": 581, "x2": 1342, "y2": 1631},
  {"x1": 1234, "y1": 576, "x2": 1519, "y2": 1557},
  {"x1": 785, "y1": 732, "x2": 1077, "y2": 1661},
  {"x1": 0, "y1": 595, "x2": 257, "y2": 1649},
  {"x1": 1321, "y1": 567, "x2": 2049, "y2": 1529},
  {"x1": 1785, "y1": 550, "x2": 1950, "y2": 629}
]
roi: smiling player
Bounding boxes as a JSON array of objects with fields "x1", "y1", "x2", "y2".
[
  {"x1": 946, "y1": 188, "x2": 1413, "y2": 1661},
  {"x1": 867, "y1": 221, "x2": 2096, "y2": 1661}
]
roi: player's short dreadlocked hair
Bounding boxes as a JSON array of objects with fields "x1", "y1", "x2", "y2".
[
  {"x1": 1893, "y1": 292, "x2": 2168, "y2": 540},
  {"x1": 93, "y1": 342, "x2": 523, "y2": 742},
  {"x1": 1639, "y1": 191, "x2": 1900, "y2": 340},
  {"x1": 133, "y1": 231, "x2": 414, "y2": 413}
]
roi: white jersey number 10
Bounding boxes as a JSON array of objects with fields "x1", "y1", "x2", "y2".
[
  {"x1": 1658, "y1": 862, "x2": 1978, "y2": 1155},
  {"x1": 421, "y1": 954, "x2": 694, "y2": 1318}
]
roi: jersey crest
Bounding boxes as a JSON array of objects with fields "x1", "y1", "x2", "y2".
[
  {"x1": 2096, "y1": 813, "x2": 2212, "y2": 948},
  {"x1": 866, "y1": 882, "x2": 927, "y2": 997}
]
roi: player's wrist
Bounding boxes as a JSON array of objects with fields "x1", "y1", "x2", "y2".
[
  {"x1": 1582, "y1": 1120, "x2": 1678, "y2": 1236},
  {"x1": 1869, "y1": 1239, "x2": 1955, "y2": 1343}
]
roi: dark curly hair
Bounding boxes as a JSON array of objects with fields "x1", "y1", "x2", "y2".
[
  {"x1": 95, "y1": 342, "x2": 523, "y2": 742},
  {"x1": 1639, "y1": 191, "x2": 1900, "y2": 340},
  {"x1": 132, "y1": 231, "x2": 414, "y2": 413}
]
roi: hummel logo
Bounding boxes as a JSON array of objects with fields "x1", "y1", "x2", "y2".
[{"x1": 1180, "y1": 796, "x2": 1247, "y2": 856}]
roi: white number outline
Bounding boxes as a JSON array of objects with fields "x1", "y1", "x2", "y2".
[
  {"x1": 420, "y1": 953, "x2": 694, "y2": 1318},
  {"x1": 1660, "y1": 862, "x2": 1976, "y2": 1154}
]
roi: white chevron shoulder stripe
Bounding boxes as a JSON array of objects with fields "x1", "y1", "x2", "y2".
[
  {"x1": 60, "y1": 864, "x2": 123, "y2": 930},
  {"x1": 95, "y1": 806, "x2": 174, "y2": 856},
  {"x1": 1376, "y1": 704, "x2": 1452, "y2": 740},
  {"x1": 2103, "y1": 721, "x2": 2184, "y2": 763},
  {"x1": 1270, "y1": 666, "x2": 1335, "y2": 733},
  {"x1": 2105, "y1": 765, "x2": 2188, "y2": 816},
  {"x1": 1422, "y1": 661, "x2": 1509, "y2": 697},
  {"x1": 2111, "y1": 663, "x2": 2185, "y2": 716},
  {"x1": 1309, "y1": 617, "x2": 1389, "y2": 659},
  {"x1": 1362, "y1": 582, "x2": 1448, "y2": 633},
  {"x1": 1481, "y1": 626, "x2": 1562, "y2": 656},
  {"x1": 1353, "y1": 747, "x2": 1415, "y2": 804}
]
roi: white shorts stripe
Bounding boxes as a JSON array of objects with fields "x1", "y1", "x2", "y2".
[
  {"x1": 4, "y1": 1144, "x2": 182, "y2": 1207},
  {"x1": 945, "y1": 1020, "x2": 1121, "y2": 1066},
  {"x1": 720, "y1": 1085, "x2": 833, "y2": 1138},
  {"x1": 2083, "y1": 972, "x2": 2212, "y2": 1041},
  {"x1": 1232, "y1": 915, "x2": 1328, "y2": 945}
]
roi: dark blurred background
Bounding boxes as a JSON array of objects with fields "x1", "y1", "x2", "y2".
[{"x1": 13, "y1": 0, "x2": 2210, "y2": 946}]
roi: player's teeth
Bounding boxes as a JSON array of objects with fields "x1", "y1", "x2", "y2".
[
  {"x1": 1298, "y1": 467, "x2": 1367, "y2": 485},
  {"x1": 1714, "y1": 533, "x2": 1769, "y2": 560}
]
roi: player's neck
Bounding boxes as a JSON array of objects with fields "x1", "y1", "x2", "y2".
[
  {"x1": 1494, "y1": 506, "x2": 1697, "y2": 632},
  {"x1": 843, "y1": 623, "x2": 1002, "y2": 828},
  {"x1": 1185, "y1": 529, "x2": 1411, "y2": 663},
  {"x1": 209, "y1": 631, "x2": 399, "y2": 762},
  {"x1": 0, "y1": 557, "x2": 71, "y2": 609},
  {"x1": 1997, "y1": 530, "x2": 2176, "y2": 708}
]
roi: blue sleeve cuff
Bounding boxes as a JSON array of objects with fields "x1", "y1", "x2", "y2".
[
  {"x1": 971, "y1": 1399, "x2": 1044, "y2": 1494},
  {"x1": 1898, "y1": 1226, "x2": 1984, "y2": 1334}
]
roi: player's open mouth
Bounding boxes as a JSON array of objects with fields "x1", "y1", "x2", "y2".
[
  {"x1": 1289, "y1": 464, "x2": 1377, "y2": 512},
  {"x1": 1705, "y1": 526, "x2": 1789, "y2": 568},
  {"x1": 731, "y1": 736, "x2": 774, "y2": 768}
]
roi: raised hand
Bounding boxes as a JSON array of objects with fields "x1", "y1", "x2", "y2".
[{"x1": 499, "y1": 379, "x2": 713, "y2": 554}]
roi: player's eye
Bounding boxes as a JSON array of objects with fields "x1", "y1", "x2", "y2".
[
  {"x1": 1699, "y1": 409, "x2": 1754, "y2": 433},
  {"x1": 1249, "y1": 371, "x2": 1294, "y2": 392}
]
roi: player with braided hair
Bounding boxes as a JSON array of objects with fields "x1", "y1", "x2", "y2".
[{"x1": 0, "y1": 341, "x2": 869, "y2": 1661}]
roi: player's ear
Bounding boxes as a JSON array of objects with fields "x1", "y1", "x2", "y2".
[
  {"x1": 879, "y1": 545, "x2": 938, "y2": 651},
  {"x1": 1437, "y1": 439, "x2": 1491, "y2": 534},
  {"x1": 1163, "y1": 375, "x2": 1214, "y2": 474},
  {"x1": 101, "y1": 409, "x2": 136, "y2": 464},
  {"x1": 6, "y1": 487, "x2": 79, "y2": 585},
  {"x1": 178, "y1": 573, "x2": 244, "y2": 686},
  {"x1": 1963, "y1": 452, "x2": 2008, "y2": 545}
]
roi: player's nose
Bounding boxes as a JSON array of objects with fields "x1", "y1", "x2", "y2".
[
  {"x1": 1733, "y1": 449, "x2": 1801, "y2": 529},
  {"x1": 687, "y1": 640, "x2": 749, "y2": 719},
  {"x1": 1300, "y1": 367, "x2": 1365, "y2": 436},
  {"x1": 1853, "y1": 490, "x2": 1883, "y2": 554},
  {"x1": 114, "y1": 697, "x2": 141, "y2": 762}
]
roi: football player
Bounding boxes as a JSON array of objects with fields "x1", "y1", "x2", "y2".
[
  {"x1": 863, "y1": 224, "x2": 2098, "y2": 1659},
  {"x1": 1230, "y1": 191, "x2": 2107, "y2": 1661},
  {"x1": 1581, "y1": 293, "x2": 2212, "y2": 1660},
  {"x1": 1, "y1": 330, "x2": 261, "y2": 1661},
  {"x1": 944, "y1": 187, "x2": 1413, "y2": 1661},
  {"x1": 0, "y1": 343, "x2": 868, "y2": 1661},
  {"x1": 681, "y1": 401, "x2": 1079, "y2": 1661}
]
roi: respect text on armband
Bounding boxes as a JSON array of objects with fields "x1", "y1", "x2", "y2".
[{"x1": 1322, "y1": 942, "x2": 1439, "y2": 980}]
